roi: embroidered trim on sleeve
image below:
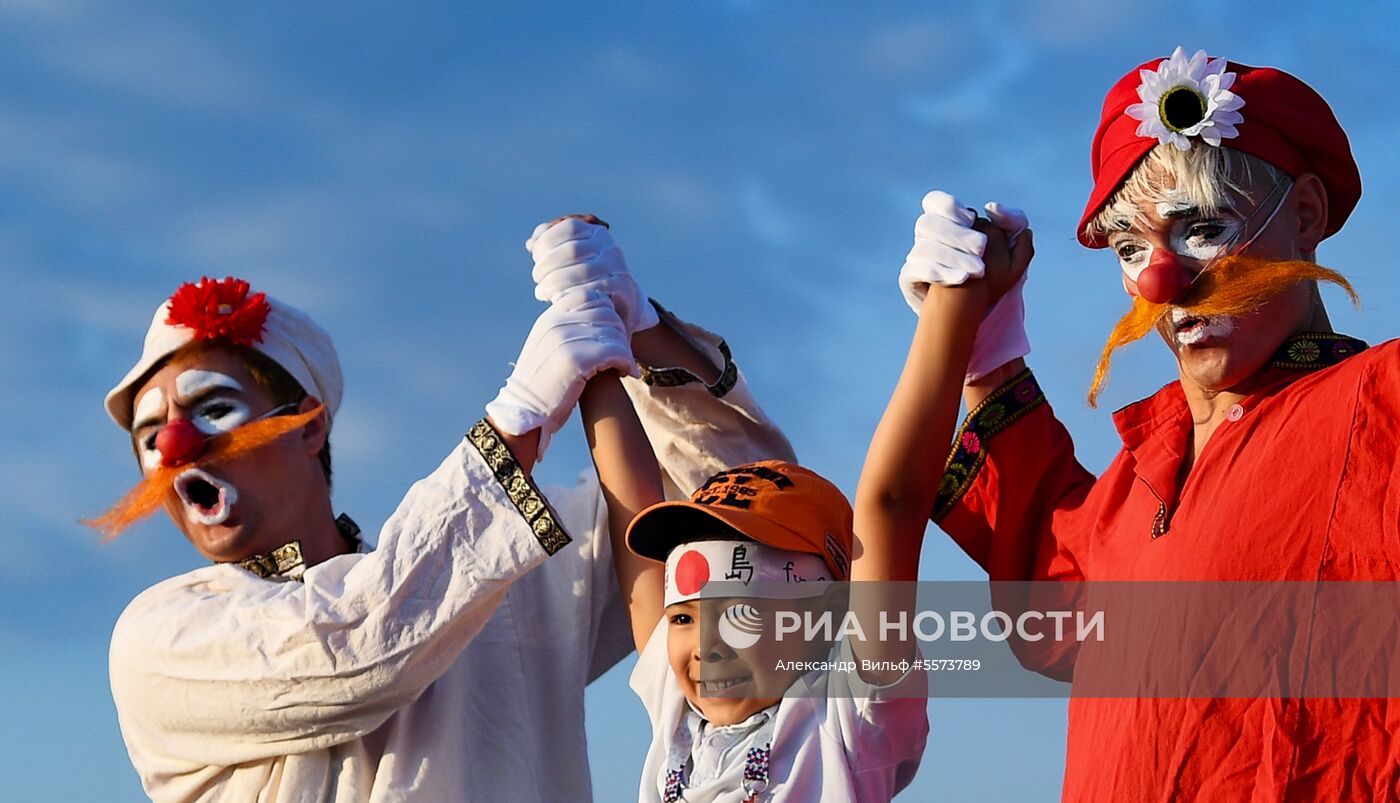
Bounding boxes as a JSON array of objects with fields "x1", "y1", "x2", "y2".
[
  {"x1": 466, "y1": 418, "x2": 571, "y2": 555},
  {"x1": 638, "y1": 339, "x2": 738, "y2": 398},
  {"x1": 933, "y1": 368, "x2": 1046, "y2": 522}
]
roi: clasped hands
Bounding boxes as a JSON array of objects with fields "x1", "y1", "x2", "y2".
[
  {"x1": 486, "y1": 214, "x2": 658, "y2": 455},
  {"x1": 898, "y1": 190, "x2": 1035, "y2": 382}
]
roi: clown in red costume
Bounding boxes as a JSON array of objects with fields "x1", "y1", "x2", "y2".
[{"x1": 874, "y1": 47, "x2": 1400, "y2": 800}]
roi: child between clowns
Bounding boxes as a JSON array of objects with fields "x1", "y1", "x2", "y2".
[{"x1": 578, "y1": 325, "x2": 1019, "y2": 797}]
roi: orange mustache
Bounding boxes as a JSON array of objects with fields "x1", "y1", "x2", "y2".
[
  {"x1": 85, "y1": 405, "x2": 324, "y2": 540},
  {"x1": 1088, "y1": 256, "x2": 1358, "y2": 407}
]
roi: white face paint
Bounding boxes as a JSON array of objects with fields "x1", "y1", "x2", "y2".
[
  {"x1": 1155, "y1": 189, "x2": 1196, "y2": 219},
  {"x1": 176, "y1": 369, "x2": 244, "y2": 399},
  {"x1": 1109, "y1": 191, "x2": 1243, "y2": 288},
  {"x1": 175, "y1": 370, "x2": 252, "y2": 436},
  {"x1": 1168, "y1": 216, "x2": 1242, "y2": 262},
  {"x1": 134, "y1": 387, "x2": 165, "y2": 427},
  {"x1": 134, "y1": 389, "x2": 166, "y2": 470},
  {"x1": 1170, "y1": 308, "x2": 1237, "y2": 346},
  {"x1": 1108, "y1": 235, "x2": 1152, "y2": 282}
]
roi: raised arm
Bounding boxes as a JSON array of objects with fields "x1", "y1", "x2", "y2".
[
  {"x1": 850, "y1": 193, "x2": 1030, "y2": 677},
  {"x1": 579, "y1": 372, "x2": 666, "y2": 653},
  {"x1": 855, "y1": 194, "x2": 1033, "y2": 582},
  {"x1": 527, "y1": 215, "x2": 795, "y2": 493},
  {"x1": 854, "y1": 283, "x2": 988, "y2": 581},
  {"x1": 526, "y1": 215, "x2": 794, "y2": 676},
  {"x1": 110, "y1": 296, "x2": 633, "y2": 766}
]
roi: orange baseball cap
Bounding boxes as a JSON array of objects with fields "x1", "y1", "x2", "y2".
[{"x1": 626, "y1": 460, "x2": 853, "y2": 580}]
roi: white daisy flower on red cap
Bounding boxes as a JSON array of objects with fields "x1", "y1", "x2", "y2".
[{"x1": 1126, "y1": 46, "x2": 1246, "y2": 150}]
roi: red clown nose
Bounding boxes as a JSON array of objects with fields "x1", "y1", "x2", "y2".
[
  {"x1": 1136, "y1": 254, "x2": 1193, "y2": 304},
  {"x1": 155, "y1": 418, "x2": 206, "y2": 467}
]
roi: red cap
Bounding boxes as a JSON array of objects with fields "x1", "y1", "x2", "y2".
[{"x1": 1078, "y1": 48, "x2": 1360, "y2": 248}]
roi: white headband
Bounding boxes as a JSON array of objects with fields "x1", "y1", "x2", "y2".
[{"x1": 663, "y1": 540, "x2": 832, "y2": 607}]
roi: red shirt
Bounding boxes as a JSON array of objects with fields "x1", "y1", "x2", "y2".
[{"x1": 936, "y1": 332, "x2": 1400, "y2": 801}]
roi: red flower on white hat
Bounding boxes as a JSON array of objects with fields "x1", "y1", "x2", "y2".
[{"x1": 165, "y1": 276, "x2": 270, "y2": 345}]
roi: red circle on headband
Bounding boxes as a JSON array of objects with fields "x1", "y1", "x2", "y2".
[{"x1": 675, "y1": 551, "x2": 710, "y2": 597}]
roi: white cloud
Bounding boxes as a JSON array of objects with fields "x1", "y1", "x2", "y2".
[
  {"x1": 902, "y1": 38, "x2": 1032, "y2": 125},
  {"x1": 0, "y1": 249, "x2": 163, "y2": 337},
  {"x1": 0, "y1": 0, "x2": 92, "y2": 23},
  {"x1": 592, "y1": 48, "x2": 681, "y2": 95},
  {"x1": 13, "y1": 10, "x2": 265, "y2": 113},
  {"x1": 1011, "y1": 0, "x2": 1140, "y2": 47},
  {"x1": 0, "y1": 111, "x2": 161, "y2": 211},
  {"x1": 172, "y1": 189, "x2": 359, "y2": 278},
  {"x1": 862, "y1": 19, "x2": 963, "y2": 79},
  {"x1": 644, "y1": 172, "x2": 725, "y2": 220},
  {"x1": 738, "y1": 180, "x2": 804, "y2": 249}
]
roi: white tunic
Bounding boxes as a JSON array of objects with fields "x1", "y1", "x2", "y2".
[
  {"x1": 629, "y1": 622, "x2": 929, "y2": 803},
  {"x1": 109, "y1": 310, "x2": 795, "y2": 803}
]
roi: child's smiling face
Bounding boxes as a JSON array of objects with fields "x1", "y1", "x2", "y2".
[
  {"x1": 665, "y1": 596, "x2": 828, "y2": 726},
  {"x1": 666, "y1": 598, "x2": 782, "y2": 725}
]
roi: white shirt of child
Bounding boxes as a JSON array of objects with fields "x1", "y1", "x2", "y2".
[{"x1": 629, "y1": 620, "x2": 929, "y2": 802}]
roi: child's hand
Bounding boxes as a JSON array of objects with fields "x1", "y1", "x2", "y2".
[
  {"x1": 962, "y1": 208, "x2": 1033, "y2": 382},
  {"x1": 972, "y1": 205, "x2": 1034, "y2": 305},
  {"x1": 903, "y1": 192, "x2": 1034, "y2": 383}
]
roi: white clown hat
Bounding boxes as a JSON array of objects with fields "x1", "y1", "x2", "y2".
[{"x1": 105, "y1": 276, "x2": 343, "y2": 431}]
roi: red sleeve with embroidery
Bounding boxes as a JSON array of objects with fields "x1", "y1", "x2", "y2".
[{"x1": 932, "y1": 369, "x2": 1099, "y2": 679}]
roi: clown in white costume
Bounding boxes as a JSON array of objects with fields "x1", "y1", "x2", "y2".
[{"x1": 100, "y1": 216, "x2": 794, "y2": 802}]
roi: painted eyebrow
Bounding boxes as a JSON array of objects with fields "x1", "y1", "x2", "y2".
[
  {"x1": 132, "y1": 387, "x2": 245, "y2": 437},
  {"x1": 1167, "y1": 206, "x2": 1242, "y2": 222},
  {"x1": 1162, "y1": 205, "x2": 1200, "y2": 219},
  {"x1": 179, "y1": 386, "x2": 245, "y2": 408},
  {"x1": 1106, "y1": 231, "x2": 1144, "y2": 246}
]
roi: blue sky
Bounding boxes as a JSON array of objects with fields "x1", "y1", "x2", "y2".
[{"x1": 3, "y1": 1, "x2": 1399, "y2": 800}]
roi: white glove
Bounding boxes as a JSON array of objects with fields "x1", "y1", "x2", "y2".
[
  {"x1": 898, "y1": 190, "x2": 987, "y2": 312},
  {"x1": 897, "y1": 191, "x2": 1032, "y2": 381},
  {"x1": 526, "y1": 217, "x2": 661, "y2": 336},
  {"x1": 485, "y1": 289, "x2": 637, "y2": 457},
  {"x1": 966, "y1": 201, "x2": 1031, "y2": 382}
]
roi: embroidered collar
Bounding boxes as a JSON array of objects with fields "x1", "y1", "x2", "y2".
[
  {"x1": 234, "y1": 513, "x2": 362, "y2": 581},
  {"x1": 237, "y1": 541, "x2": 305, "y2": 580},
  {"x1": 1268, "y1": 331, "x2": 1367, "y2": 370},
  {"x1": 1112, "y1": 332, "x2": 1369, "y2": 450}
]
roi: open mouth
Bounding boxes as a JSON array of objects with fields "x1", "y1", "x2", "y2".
[
  {"x1": 1171, "y1": 309, "x2": 1207, "y2": 336},
  {"x1": 173, "y1": 468, "x2": 238, "y2": 526},
  {"x1": 1170, "y1": 309, "x2": 1233, "y2": 346}
]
